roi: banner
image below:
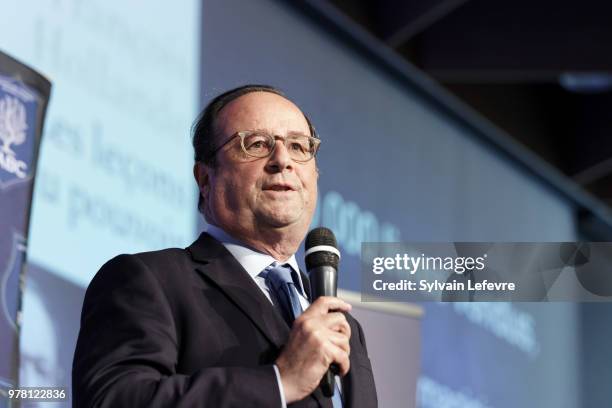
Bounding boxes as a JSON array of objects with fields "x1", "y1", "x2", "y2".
[{"x1": 0, "y1": 50, "x2": 51, "y2": 407}]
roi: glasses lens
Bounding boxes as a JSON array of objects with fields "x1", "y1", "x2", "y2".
[
  {"x1": 242, "y1": 132, "x2": 273, "y2": 157},
  {"x1": 287, "y1": 135, "x2": 315, "y2": 161},
  {"x1": 240, "y1": 132, "x2": 318, "y2": 161}
]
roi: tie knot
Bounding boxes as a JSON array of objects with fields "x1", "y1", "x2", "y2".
[
  {"x1": 264, "y1": 262, "x2": 293, "y2": 283},
  {"x1": 263, "y1": 263, "x2": 302, "y2": 294}
]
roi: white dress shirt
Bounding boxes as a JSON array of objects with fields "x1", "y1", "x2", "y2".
[
  {"x1": 206, "y1": 225, "x2": 307, "y2": 407},
  {"x1": 206, "y1": 225, "x2": 343, "y2": 407}
]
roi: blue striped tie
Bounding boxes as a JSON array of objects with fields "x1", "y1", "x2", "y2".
[
  {"x1": 263, "y1": 263, "x2": 343, "y2": 407},
  {"x1": 263, "y1": 263, "x2": 303, "y2": 326}
]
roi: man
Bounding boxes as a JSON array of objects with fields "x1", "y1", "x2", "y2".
[{"x1": 72, "y1": 85, "x2": 378, "y2": 407}]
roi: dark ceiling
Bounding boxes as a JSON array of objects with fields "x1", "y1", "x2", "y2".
[{"x1": 326, "y1": 0, "x2": 612, "y2": 207}]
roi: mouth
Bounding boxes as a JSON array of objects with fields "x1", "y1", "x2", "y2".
[{"x1": 263, "y1": 184, "x2": 297, "y2": 192}]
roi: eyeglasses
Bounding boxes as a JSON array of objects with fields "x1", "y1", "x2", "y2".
[{"x1": 210, "y1": 130, "x2": 321, "y2": 162}]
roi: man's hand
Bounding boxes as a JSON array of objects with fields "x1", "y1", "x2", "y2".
[{"x1": 275, "y1": 296, "x2": 352, "y2": 404}]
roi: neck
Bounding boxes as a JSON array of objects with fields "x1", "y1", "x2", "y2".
[{"x1": 211, "y1": 222, "x2": 306, "y2": 262}]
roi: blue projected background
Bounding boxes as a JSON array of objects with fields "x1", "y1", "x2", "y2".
[
  {"x1": 200, "y1": 0, "x2": 581, "y2": 407},
  {"x1": 0, "y1": 0, "x2": 596, "y2": 407},
  {"x1": 0, "y1": 0, "x2": 199, "y2": 402},
  {"x1": 1, "y1": 0, "x2": 199, "y2": 287}
]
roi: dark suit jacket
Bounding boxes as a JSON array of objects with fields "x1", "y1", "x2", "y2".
[{"x1": 72, "y1": 232, "x2": 377, "y2": 407}]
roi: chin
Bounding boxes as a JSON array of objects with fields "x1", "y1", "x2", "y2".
[
  {"x1": 265, "y1": 215, "x2": 302, "y2": 228},
  {"x1": 257, "y1": 209, "x2": 304, "y2": 228}
]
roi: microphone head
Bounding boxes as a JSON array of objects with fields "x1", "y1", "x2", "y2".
[{"x1": 305, "y1": 227, "x2": 340, "y2": 270}]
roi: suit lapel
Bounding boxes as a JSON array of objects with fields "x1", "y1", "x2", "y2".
[
  {"x1": 188, "y1": 232, "x2": 290, "y2": 349},
  {"x1": 299, "y1": 270, "x2": 312, "y2": 301},
  {"x1": 341, "y1": 369, "x2": 354, "y2": 407},
  {"x1": 189, "y1": 233, "x2": 336, "y2": 408}
]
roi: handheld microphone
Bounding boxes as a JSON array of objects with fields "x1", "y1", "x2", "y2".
[{"x1": 305, "y1": 227, "x2": 341, "y2": 398}]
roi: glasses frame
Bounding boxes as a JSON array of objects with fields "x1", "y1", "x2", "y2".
[{"x1": 210, "y1": 130, "x2": 321, "y2": 162}]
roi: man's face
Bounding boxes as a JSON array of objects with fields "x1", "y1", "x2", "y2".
[{"x1": 198, "y1": 92, "x2": 318, "y2": 238}]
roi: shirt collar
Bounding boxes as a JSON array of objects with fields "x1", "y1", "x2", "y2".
[{"x1": 206, "y1": 224, "x2": 305, "y2": 293}]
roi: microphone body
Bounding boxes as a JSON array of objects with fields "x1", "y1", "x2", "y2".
[
  {"x1": 305, "y1": 228, "x2": 341, "y2": 398},
  {"x1": 309, "y1": 265, "x2": 337, "y2": 299}
]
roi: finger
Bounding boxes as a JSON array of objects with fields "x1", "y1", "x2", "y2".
[
  {"x1": 325, "y1": 330, "x2": 350, "y2": 354},
  {"x1": 320, "y1": 312, "x2": 351, "y2": 336},
  {"x1": 326, "y1": 343, "x2": 350, "y2": 376},
  {"x1": 308, "y1": 296, "x2": 352, "y2": 315}
]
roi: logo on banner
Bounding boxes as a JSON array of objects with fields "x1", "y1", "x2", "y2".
[
  {"x1": 0, "y1": 75, "x2": 37, "y2": 189},
  {"x1": 0, "y1": 95, "x2": 28, "y2": 182}
]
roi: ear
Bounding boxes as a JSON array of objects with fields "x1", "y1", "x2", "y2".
[{"x1": 193, "y1": 162, "x2": 211, "y2": 198}]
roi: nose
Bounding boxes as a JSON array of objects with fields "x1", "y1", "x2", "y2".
[{"x1": 265, "y1": 137, "x2": 294, "y2": 173}]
